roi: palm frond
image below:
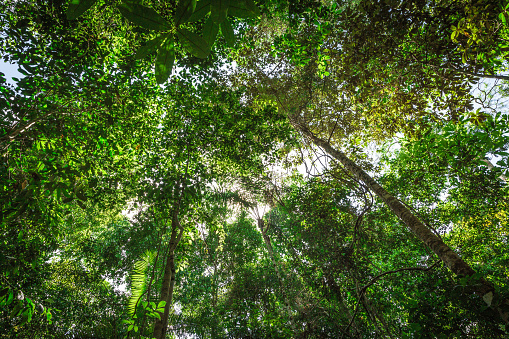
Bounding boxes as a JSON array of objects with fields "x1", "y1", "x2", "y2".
[{"x1": 127, "y1": 250, "x2": 156, "y2": 316}]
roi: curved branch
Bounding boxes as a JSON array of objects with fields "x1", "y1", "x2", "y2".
[{"x1": 343, "y1": 261, "x2": 441, "y2": 337}]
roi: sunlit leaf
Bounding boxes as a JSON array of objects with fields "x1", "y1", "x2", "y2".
[
  {"x1": 66, "y1": 0, "x2": 97, "y2": 20},
  {"x1": 188, "y1": 0, "x2": 211, "y2": 22},
  {"x1": 118, "y1": 2, "x2": 172, "y2": 31},
  {"x1": 174, "y1": 0, "x2": 197, "y2": 26},
  {"x1": 177, "y1": 28, "x2": 210, "y2": 58},
  {"x1": 499, "y1": 13, "x2": 507, "y2": 25},
  {"x1": 135, "y1": 35, "x2": 166, "y2": 60},
  {"x1": 211, "y1": 0, "x2": 229, "y2": 23},
  {"x1": 127, "y1": 251, "x2": 156, "y2": 316},
  {"x1": 155, "y1": 35, "x2": 175, "y2": 84},
  {"x1": 46, "y1": 311, "x2": 52, "y2": 323},
  {"x1": 202, "y1": 17, "x2": 219, "y2": 46},
  {"x1": 220, "y1": 19, "x2": 234, "y2": 48}
]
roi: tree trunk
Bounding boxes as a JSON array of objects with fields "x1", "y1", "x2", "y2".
[
  {"x1": 291, "y1": 116, "x2": 509, "y2": 323},
  {"x1": 258, "y1": 219, "x2": 284, "y2": 283},
  {"x1": 153, "y1": 211, "x2": 184, "y2": 339}
]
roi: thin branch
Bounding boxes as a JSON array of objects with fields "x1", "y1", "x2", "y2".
[
  {"x1": 448, "y1": 66, "x2": 509, "y2": 81},
  {"x1": 342, "y1": 261, "x2": 441, "y2": 337}
]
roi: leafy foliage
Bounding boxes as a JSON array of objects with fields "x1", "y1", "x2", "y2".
[
  {"x1": 1, "y1": 0, "x2": 509, "y2": 337},
  {"x1": 66, "y1": 0, "x2": 261, "y2": 83},
  {"x1": 127, "y1": 250, "x2": 156, "y2": 317}
]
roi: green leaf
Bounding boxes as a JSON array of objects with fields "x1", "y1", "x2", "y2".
[
  {"x1": 157, "y1": 300, "x2": 167, "y2": 308},
  {"x1": 20, "y1": 312, "x2": 29, "y2": 325},
  {"x1": 220, "y1": 19, "x2": 235, "y2": 48},
  {"x1": 46, "y1": 310, "x2": 52, "y2": 323},
  {"x1": 228, "y1": 0, "x2": 260, "y2": 18},
  {"x1": 203, "y1": 17, "x2": 219, "y2": 46},
  {"x1": 135, "y1": 35, "x2": 166, "y2": 60},
  {"x1": 118, "y1": 2, "x2": 172, "y2": 31},
  {"x1": 10, "y1": 303, "x2": 22, "y2": 317},
  {"x1": 174, "y1": 0, "x2": 197, "y2": 26},
  {"x1": 188, "y1": 0, "x2": 211, "y2": 22},
  {"x1": 244, "y1": 0, "x2": 260, "y2": 16},
  {"x1": 211, "y1": 0, "x2": 229, "y2": 23},
  {"x1": 177, "y1": 28, "x2": 210, "y2": 58},
  {"x1": 499, "y1": 13, "x2": 507, "y2": 25},
  {"x1": 5, "y1": 292, "x2": 13, "y2": 306},
  {"x1": 155, "y1": 35, "x2": 175, "y2": 84},
  {"x1": 128, "y1": 251, "x2": 156, "y2": 316},
  {"x1": 66, "y1": 0, "x2": 97, "y2": 20}
]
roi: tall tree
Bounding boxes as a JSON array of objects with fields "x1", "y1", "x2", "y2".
[
  {"x1": 228, "y1": 0, "x2": 509, "y2": 325},
  {"x1": 2, "y1": 0, "x2": 509, "y2": 336}
]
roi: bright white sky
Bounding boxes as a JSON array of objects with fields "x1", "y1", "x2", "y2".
[{"x1": 0, "y1": 59, "x2": 21, "y2": 84}]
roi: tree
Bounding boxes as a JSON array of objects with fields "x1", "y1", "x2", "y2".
[
  {"x1": 1, "y1": 0, "x2": 509, "y2": 336},
  {"x1": 228, "y1": 0, "x2": 509, "y2": 325}
]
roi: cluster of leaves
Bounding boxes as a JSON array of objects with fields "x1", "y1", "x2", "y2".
[
  {"x1": 67, "y1": 0, "x2": 260, "y2": 83},
  {"x1": 0, "y1": 0, "x2": 158, "y2": 333},
  {"x1": 1, "y1": 0, "x2": 509, "y2": 337},
  {"x1": 394, "y1": 112, "x2": 509, "y2": 181},
  {"x1": 451, "y1": 0, "x2": 509, "y2": 71}
]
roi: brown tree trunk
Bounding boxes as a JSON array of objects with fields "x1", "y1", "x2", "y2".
[
  {"x1": 291, "y1": 116, "x2": 509, "y2": 323},
  {"x1": 153, "y1": 210, "x2": 184, "y2": 339},
  {"x1": 258, "y1": 219, "x2": 284, "y2": 282}
]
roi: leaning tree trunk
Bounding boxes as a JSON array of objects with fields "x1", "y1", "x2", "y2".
[
  {"x1": 153, "y1": 210, "x2": 184, "y2": 339},
  {"x1": 291, "y1": 116, "x2": 509, "y2": 323}
]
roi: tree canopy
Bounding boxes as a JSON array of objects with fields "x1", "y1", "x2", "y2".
[{"x1": 1, "y1": 0, "x2": 509, "y2": 338}]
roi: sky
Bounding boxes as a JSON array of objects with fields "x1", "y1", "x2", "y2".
[{"x1": 0, "y1": 59, "x2": 21, "y2": 84}]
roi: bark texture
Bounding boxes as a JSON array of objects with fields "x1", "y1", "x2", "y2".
[
  {"x1": 291, "y1": 116, "x2": 509, "y2": 323},
  {"x1": 153, "y1": 210, "x2": 184, "y2": 339}
]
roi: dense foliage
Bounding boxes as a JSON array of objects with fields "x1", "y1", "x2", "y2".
[{"x1": 1, "y1": 0, "x2": 509, "y2": 338}]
